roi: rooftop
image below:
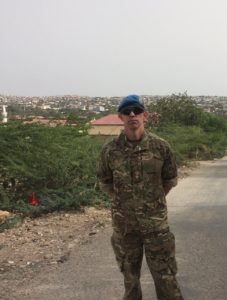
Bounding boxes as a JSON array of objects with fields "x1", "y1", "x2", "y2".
[{"x1": 90, "y1": 114, "x2": 124, "y2": 125}]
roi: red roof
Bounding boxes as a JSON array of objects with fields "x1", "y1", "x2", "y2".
[{"x1": 90, "y1": 114, "x2": 124, "y2": 125}]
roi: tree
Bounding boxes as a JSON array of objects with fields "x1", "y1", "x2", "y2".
[{"x1": 147, "y1": 93, "x2": 204, "y2": 126}]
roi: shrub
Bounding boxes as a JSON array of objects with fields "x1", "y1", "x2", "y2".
[{"x1": 0, "y1": 123, "x2": 107, "y2": 215}]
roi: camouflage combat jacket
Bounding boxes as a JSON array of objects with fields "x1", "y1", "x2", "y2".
[{"x1": 97, "y1": 130, "x2": 178, "y2": 234}]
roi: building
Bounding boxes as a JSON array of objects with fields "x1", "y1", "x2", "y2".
[
  {"x1": 23, "y1": 117, "x2": 67, "y2": 127},
  {"x1": 89, "y1": 114, "x2": 124, "y2": 136},
  {"x1": 2, "y1": 105, "x2": 7, "y2": 123}
]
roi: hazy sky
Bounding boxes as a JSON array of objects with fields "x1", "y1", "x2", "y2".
[{"x1": 0, "y1": 0, "x2": 227, "y2": 97}]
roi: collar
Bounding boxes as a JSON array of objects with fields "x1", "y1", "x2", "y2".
[{"x1": 117, "y1": 130, "x2": 150, "y2": 152}]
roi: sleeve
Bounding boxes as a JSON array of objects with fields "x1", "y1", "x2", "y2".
[
  {"x1": 97, "y1": 145, "x2": 114, "y2": 195},
  {"x1": 161, "y1": 143, "x2": 178, "y2": 190}
]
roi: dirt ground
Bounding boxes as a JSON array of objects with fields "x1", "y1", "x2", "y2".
[
  {"x1": 0, "y1": 161, "x2": 199, "y2": 283},
  {"x1": 0, "y1": 208, "x2": 111, "y2": 276}
]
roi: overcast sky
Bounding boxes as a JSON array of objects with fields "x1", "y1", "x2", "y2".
[{"x1": 0, "y1": 0, "x2": 227, "y2": 97}]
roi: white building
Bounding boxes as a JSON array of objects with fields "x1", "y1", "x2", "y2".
[{"x1": 2, "y1": 105, "x2": 8, "y2": 123}]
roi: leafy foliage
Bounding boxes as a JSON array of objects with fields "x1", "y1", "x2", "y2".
[
  {"x1": 0, "y1": 123, "x2": 108, "y2": 215},
  {"x1": 1, "y1": 95, "x2": 227, "y2": 215},
  {"x1": 147, "y1": 93, "x2": 204, "y2": 126},
  {"x1": 147, "y1": 93, "x2": 227, "y2": 163}
]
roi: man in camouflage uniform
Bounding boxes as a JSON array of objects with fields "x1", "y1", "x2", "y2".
[{"x1": 97, "y1": 95, "x2": 184, "y2": 300}]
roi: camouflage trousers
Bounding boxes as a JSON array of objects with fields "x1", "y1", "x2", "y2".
[{"x1": 111, "y1": 228, "x2": 184, "y2": 300}]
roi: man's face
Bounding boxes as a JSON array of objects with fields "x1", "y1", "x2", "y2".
[{"x1": 118, "y1": 106, "x2": 149, "y2": 131}]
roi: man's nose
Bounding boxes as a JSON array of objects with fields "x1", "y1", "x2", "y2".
[{"x1": 129, "y1": 111, "x2": 135, "y2": 116}]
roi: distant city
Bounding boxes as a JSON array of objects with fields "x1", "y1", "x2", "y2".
[{"x1": 1, "y1": 94, "x2": 227, "y2": 121}]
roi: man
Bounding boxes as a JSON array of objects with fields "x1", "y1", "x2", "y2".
[{"x1": 97, "y1": 95, "x2": 184, "y2": 300}]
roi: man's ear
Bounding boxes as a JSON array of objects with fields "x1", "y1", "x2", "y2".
[
  {"x1": 143, "y1": 111, "x2": 149, "y2": 122},
  {"x1": 118, "y1": 113, "x2": 123, "y2": 121}
]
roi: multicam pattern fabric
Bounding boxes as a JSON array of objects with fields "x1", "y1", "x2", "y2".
[{"x1": 97, "y1": 130, "x2": 184, "y2": 300}]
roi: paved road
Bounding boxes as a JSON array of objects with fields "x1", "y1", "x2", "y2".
[{"x1": 5, "y1": 157, "x2": 227, "y2": 300}]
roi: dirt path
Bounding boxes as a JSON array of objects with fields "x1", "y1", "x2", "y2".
[
  {"x1": 0, "y1": 161, "x2": 197, "y2": 281},
  {"x1": 0, "y1": 208, "x2": 111, "y2": 295},
  {"x1": 1, "y1": 158, "x2": 227, "y2": 299}
]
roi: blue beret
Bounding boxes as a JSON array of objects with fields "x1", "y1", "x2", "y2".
[{"x1": 117, "y1": 95, "x2": 144, "y2": 112}]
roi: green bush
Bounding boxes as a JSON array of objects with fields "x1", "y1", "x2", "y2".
[
  {"x1": 147, "y1": 94, "x2": 227, "y2": 163},
  {"x1": 1, "y1": 98, "x2": 227, "y2": 216},
  {"x1": 0, "y1": 123, "x2": 108, "y2": 215},
  {"x1": 152, "y1": 124, "x2": 227, "y2": 164},
  {"x1": 147, "y1": 93, "x2": 204, "y2": 126}
]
